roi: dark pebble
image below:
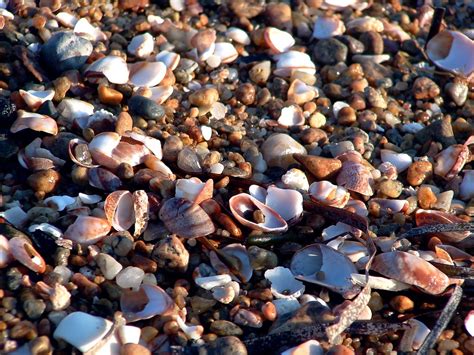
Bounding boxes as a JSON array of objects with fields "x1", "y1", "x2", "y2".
[
  {"x1": 0, "y1": 96, "x2": 17, "y2": 127},
  {"x1": 360, "y1": 31, "x2": 384, "y2": 54},
  {"x1": 37, "y1": 100, "x2": 58, "y2": 118},
  {"x1": 6, "y1": 268, "x2": 22, "y2": 291},
  {"x1": 0, "y1": 137, "x2": 19, "y2": 160},
  {"x1": 313, "y1": 38, "x2": 348, "y2": 65},
  {"x1": 23, "y1": 299, "x2": 46, "y2": 320},
  {"x1": 128, "y1": 95, "x2": 165, "y2": 120},
  {"x1": 337, "y1": 35, "x2": 365, "y2": 54},
  {"x1": 40, "y1": 32, "x2": 93, "y2": 75},
  {"x1": 200, "y1": 336, "x2": 248, "y2": 355}
]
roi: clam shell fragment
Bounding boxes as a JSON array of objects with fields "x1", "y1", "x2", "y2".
[
  {"x1": 264, "y1": 266, "x2": 305, "y2": 299},
  {"x1": 11, "y1": 111, "x2": 58, "y2": 135},
  {"x1": 120, "y1": 284, "x2": 174, "y2": 322},
  {"x1": 85, "y1": 56, "x2": 129, "y2": 84}
]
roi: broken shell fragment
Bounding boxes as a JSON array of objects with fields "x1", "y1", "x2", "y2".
[
  {"x1": 264, "y1": 266, "x2": 305, "y2": 299},
  {"x1": 415, "y1": 209, "x2": 470, "y2": 243},
  {"x1": 226, "y1": 27, "x2": 251, "y2": 45},
  {"x1": 337, "y1": 161, "x2": 374, "y2": 196},
  {"x1": 369, "y1": 198, "x2": 409, "y2": 214},
  {"x1": 149, "y1": 85, "x2": 173, "y2": 104},
  {"x1": 64, "y1": 216, "x2": 111, "y2": 245},
  {"x1": 175, "y1": 178, "x2": 213, "y2": 205},
  {"x1": 129, "y1": 61, "x2": 166, "y2": 87},
  {"x1": 380, "y1": 149, "x2": 412, "y2": 173},
  {"x1": 11, "y1": 111, "x2": 58, "y2": 135},
  {"x1": 132, "y1": 190, "x2": 149, "y2": 237},
  {"x1": 159, "y1": 198, "x2": 215, "y2": 238},
  {"x1": 261, "y1": 133, "x2": 307, "y2": 169},
  {"x1": 0, "y1": 235, "x2": 12, "y2": 268},
  {"x1": 264, "y1": 27, "x2": 295, "y2": 54},
  {"x1": 88, "y1": 167, "x2": 122, "y2": 191},
  {"x1": 44, "y1": 195, "x2": 76, "y2": 211},
  {"x1": 274, "y1": 51, "x2": 316, "y2": 77},
  {"x1": 371, "y1": 251, "x2": 449, "y2": 295},
  {"x1": 155, "y1": 51, "x2": 181, "y2": 71},
  {"x1": 120, "y1": 284, "x2": 174, "y2": 322},
  {"x1": 277, "y1": 105, "x2": 305, "y2": 127},
  {"x1": 9, "y1": 237, "x2": 46, "y2": 273},
  {"x1": 434, "y1": 137, "x2": 473, "y2": 180},
  {"x1": 312, "y1": 16, "x2": 345, "y2": 39},
  {"x1": 176, "y1": 316, "x2": 204, "y2": 340},
  {"x1": 265, "y1": 186, "x2": 303, "y2": 224},
  {"x1": 19, "y1": 89, "x2": 55, "y2": 110},
  {"x1": 346, "y1": 16, "x2": 384, "y2": 33},
  {"x1": 85, "y1": 56, "x2": 129, "y2": 85},
  {"x1": 74, "y1": 18, "x2": 107, "y2": 42},
  {"x1": 287, "y1": 79, "x2": 317, "y2": 105},
  {"x1": 104, "y1": 191, "x2": 135, "y2": 231},
  {"x1": 128, "y1": 32, "x2": 154, "y2": 58},
  {"x1": 426, "y1": 30, "x2": 474, "y2": 77},
  {"x1": 213, "y1": 42, "x2": 238, "y2": 64},
  {"x1": 221, "y1": 243, "x2": 253, "y2": 283},
  {"x1": 308, "y1": 181, "x2": 350, "y2": 208}
]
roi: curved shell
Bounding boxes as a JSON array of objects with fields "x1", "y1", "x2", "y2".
[
  {"x1": 120, "y1": 284, "x2": 174, "y2": 322},
  {"x1": 313, "y1": 16, "x2": 345, "y2": 39},
  {"x1": 88, "y1": 167, "x2": 122, "y2": 191},
  {"x1": 74, "y1": 18, "x2": 107, "y2": 42},
  {"x1": 229, "y1": 193, "x2": 288, "y2": 233},
  {"x1": 68, "y1": 138, "x2": 99, "y2": 168},
  {"x1": 213, "y1": 42, "x2": 238, "y2": 64},
  {"x1": 127, "y1": 33, "x2": 154, "y2": 58},
  {"x1": 149, "y1": 85, "x2": 173, "y2": 104},
  {"x1": 104, "y1": 191, "x2": 135, "y2": 231},
  {"x1": 371, "y1": 251, "x2": 449, "y2": 295},
  {"x1": 226, "y1": 27, "x2": 251, "y2": 45},
  {"x1": 337, "y1": 161, "x2": 373, "y2": 196},
  {"x1": 265, "y1": 186, "x2": 303, "y2": 224},
  {"x1": 426, "y1": 30, "x2": 474, "y2": 77},
  {"x1": 264, "y1": 27, "x2": 295, "y2": 54},
  {"x1": 175, "y1": 178, "x2": 213, "y2": 205},
  {"x1": 277, "y1": 105, "x2": 305, "y2": 127},
  {"x1": 64, "y1": 216, "x2": 111, "y2": 245},
  {"x1": 434, "y1": 143, "x2": 470, "y2": 180},
  {"x1": 380, "y1": 149, "x2": 412, "y2": 173},
  {"x1": 308, "y1": 181, "x2": 350, "y2": 208},
  {"x1": 274, "y1": 51, "x2": 316, "y2": 77},
  {"x1": 9, "y1": 237, "x2": 46, "y2": 273},
  {"x1": 221, "y1": 243, "x2": 253, "y2": 283},
  {"x1": 0, "y1": 235, "x2": 11, "y2": 268},
  {"x1": 369, "y1": 198, "x2": 409, "y2": 214},
  {"x1": 19, "y1": 89, "x2": 55, "y2": 110},
  {"x1": 11, "y1": 111, "x2": 58, "y2": 135},
  {"x1": 155, "y1": 51, "x2": 181, "y2": 70},
  {"x1": 85, "y1": 56, "x2": 129, "y2": 85},
  {"x1": 415, "y1": 209, "x2": 470, "y2": 243},
  {"x1": 264, "y1": 266, "x2": 305, "y2": 299},
  {"x1": 129, "y1": 61, "x2": 166, "y2": 87},
  {"x1": 287, "y1": 79, "x2": 317, "y2": 105},
  {"x1": 159, "y1": 197, "x2": 215, "y2": 238},
  {"x1": 133, "y1": 190, "x2": 149, "y2": 237}
]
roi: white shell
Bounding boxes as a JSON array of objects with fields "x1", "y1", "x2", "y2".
[
  {"x1": 281, "y1": 168, "x2": 309, "y2": 191},
  {"x1": 74, "y1": 18, "x2": 107, "y2": 42},
  {"x1": 281, "y1": 340, "x2": 323, "y2": 355},
  {"x1": 332, "y1": 101, "x2": 350, "y2": 117},
  {"x1": 129, "y1": 61, "x2": 167, "y2": 87},
  {"x1": 313, "y1": 17, "x2": 345, "y2": 39},
  {"x1": 265, "y1": 186, "x2": 304, "y2": 224},
  {"x1": 120, "y1": 284, "x2": 174, "y2": 322},
  {"x1": 380, "y1": 149, "x2": 412, "y2": 173},
  {"x1": 460, "y1": 171, "x2": 474, "y2": 200},
  {"x1": 176, "y1": 316, "x2": 203, "y2": 340},
  {"x1": 465, "y1": 310, "x2": 474, "y2": 337},
  {"x1": 155, "y1": 50, "x2": 181, "y2": 70},
  {"x1": 86, "y1": 56, "x2": 129, "y2": 85},
  {"x1": 221, "y1": 243, "x2": 253, "y2": 283},
  {"x1": 309, "y1": 181, "x2": 350, "y2": 208},
  {"x1": 19, "y1": 89, "x2": 55, "y2": 110},
  {"x1": 346, "y1": 16, "x2": 384, "y2": 32},
  {"x1": 43, "y1": 195, "x2": 76, "y2": 211},
  {"x1": 264, "y1": 266, "x2": 305, "y2": 299},
  {"x1": 351, "y1": 274, "x2": 411, "y2": 291},
  {"x1": 327, "y1": 238, "x2": 368, "y2": 263},
  {"x1": 264, "y1": 27, "x2": 295, "y2": 54},
  {"x1": 56, "y1": 12, "x2": 78, "y2": 27},
  {"x1": 226, "y1": 27, "x2": 251, "y2": 45},
  {"x1": 170, "y1": 0, "x2": 185, "y2": 11},
  {"x1": 213, "y1": 42, "x2": 238, "y2": 64},
  {"x1": 195, "y1": 274, "x2": 232, "y2": 290},
  {"x1": 175, "y1": 178, "x2": 213, "y2": 205},
  {"x1": 78, "y1": 193, "x2": 102, "y2": 204},
  {"x1": 274, "y1": 51, "x2": 316, "y2": 77},
  {"x1": 287, "y1": 79, "x2": 317, "y2": 105},
  {"x1": 128, "y1": 33, "x2": 154, "y2": 58},
  {"x1": 149, "y1": 85, "x2": 173, "y2": 104},
  {"x1": 277, "y1": 105, "x2": 305, "y2": 127},
  {"x1": 321, "y1": 222, "x2": 362, "y2": 241},
  {"x1": 0, "y1": 206, "x2": 28, "y2": 228}
]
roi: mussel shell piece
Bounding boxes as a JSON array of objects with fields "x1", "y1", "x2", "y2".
[
  {"x1": 159, "y1": 197, "x2": 215, "y2": 238},
  {"x1": 415, "y1": 209, "x2": 470, "y2": 243}
]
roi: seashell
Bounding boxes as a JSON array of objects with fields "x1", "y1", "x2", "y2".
[
  {"x1": 78, "y1": 193, "x2": 102, "y2": 204},
  {"x1": 274, "y1": 51, "x2": 316, "y2": 77},
  {"x1": 381, "y1": 19, "x2": 411, "y2": 42},
  {"x1": 88, "y1": 167, "x2": 122, "y2": 191},
  {"x1": 281, "y1": 168, "x2": 309, "y2": 191},
  {"x1": 68, "y1": 138, "x2": 99, "y2": 168},
  {"x1": 233, "y1": 309, "x2": 263, "y2": 328},
  {"x1": 434, "y1": 136, "x2": 474, "y2": 180},
  {"x1": 176, "y1": 316, "x2": 204, "y2": 340},
  {"x1": 377, "y1": 162, "x2": 398, "y2": 180},
  {"x1": 20, "y1": 138, "x2": 65, "y2": 171},
  {"x1": 400, "y1": 319, "x2": 431, "y2": 351},
  {"x1": 351, "y1": 274, "x2": 411, "y2": 291},
  {"x1": 9, "y1": 237, "x2": 46, "y2": 273},
  {"x1": 11, "y1": 111, "x2": 58, "y2": 135},
  {"x1": 265, "y1": 186, "x2": 303, "y2": 224},
  {"x1": 264, "y1": 266, "x2": 305, "y2": 299},
  {"x1": 415, "y1": 209, "x2": 470, "y2": 243},
  {"x1": 380, "y1": 149, "x2": 412, "y2": 173},
  {"x1": 104, "y1": 191, "x2": 135, "y2": 231},
  {"x1": 127, "y1": 33, "x2": 154, "y2": 58},
  {"x1": 212, "y1": 283, "x2": 236, "y2": 304},
  {"x1": 159, "y1": 197, "x2": 215, "y2": 238},
  {"x1": 226, "y1": 27, "x2": 251, "y2": 45},
  {"x1": 191, "y1": 29, "x2": 216, "y2": 61},
  {"x1": 264, "y1": 27, "x2": 295, "y2": 54},
  {"x1": 175, "y1": 178, "x2": 213, "y2": 205},
  {"x1": 44, "y1": 195, "x2": 76, "y2": 211},
  {"x1": 120, "y1": 284, "x2": 174, "y2": 322},
  {"x1": 371, "y1": 251, "x2": 449, "y2": 295},
  {"x1": 0, "y1": 207, "x2": 28, "y2": 228},
  {"x1": 0, "y1": 235, "x2": 11, "y2": 268},
  {"x1": 19, "y1": 89, "x2": 55, "y2": 110},
  {"x1": 53, "y1": 312, "x2": 112, "y2": 353},
  {"x1": 64, "y1": 216, "x2": 111, "y2": 245},
  {"x1": 229, "y1": 193, "x2": 288, "y2": 233},
  {"x1": 290, "y1": 243, "x2": 359, "y2": 298},
  {"x1": 460, "y1": 171, "x2": 474, "y2": 200},
  {"x1": 277, "y1": 105, "x2": 305, "y2": 127},
  {"x1": 213, "y1": 42, "x2": 238, "y2": 64},
  {"x1": 465, "y1": 310, "x2": 474, "y2": 337},
  {"x1": 352, "y1": 54, "x2": 391, "y2": 64},
  {"x1": 28, "y1": 223, "x2": 63, "y2": 239},
  {"x1": 287, "y1": 79, "x2": 317, "y2": 105},
  {"x1": 261, "y1": 133, "x2": 307, "y2": 169},
  {"x1": 312, "y1": 16, "x2": 345, "y2": 39},
  {"x1": 133, "y1": 190, "x2": 149, "y2": 237},
  {"x1": 323, "y1": 0, "x2": 364, "y2": 9},
  {"x1": 272, "y1": 298, "x2": 301, "y2": 317},
  {"x1": 327, "y1": 238, "x2": 368, "y2": 263},
  {"x1": 195, "y1": 274, "x2": 232, "y2": 290},
  {"x1": 155, "y1": 51, "x2": 181, "y2": 71},
  {"x1": 321, "y1": 222, "x2": 362, "y2": 241},
  {"x1": 129, "y1": 61, "x2": 167, "y2": 87},
  {"x1": 346, "y1": 16, "x2": 384, "y2": 33},
  {"x1": 332, "y1": 101, "x2": 350, "y2": 118},
  {"x1": 57, "y1": 98, "x2": 95, "y2": 124},
  {"x1": 74, "y1": 18, "x2": 107, "y2": 42},
  {"x1": 426, "y1": 30, "x2": 474, "y2": 78},
  {"x1": 281, "y1": 340, "x2": 323, "y2": 355},
  {"x1": 85, "y1": 56, "x2": 129, "y2": 85},
  {"x1": 143, "y1": 155, "x2": 174, "y2": 179},
  {"x1": 249, "y1": 185, "x2": 267, "y2": 203},
  {"x1": 149, "y1": 85, "x2": 173, "y2": 104},
  {"x1": 337, "y1": 161, "x2": 374, "y2": 196},
  {"x1": 308, "y1": 181, "x2": 350, "y2": 208},
  {"x1": 125, "y1": 131, "x2": 163, "y2": 159},
  {"x1": 369, "y1": 198, "x2": 409, "y2": 214},
  {"x1": 170, "y1": 0, "x2": 185, "y2": 11},
  {"x1": 345, "y1": 199, "x2": 368, "y2": 217},
  {"x1": 56, "y1": 12, "x2": 78, "y2": 28},
  {"x1": 221, "y1": 243, "x2": 253, "y2": 283}
]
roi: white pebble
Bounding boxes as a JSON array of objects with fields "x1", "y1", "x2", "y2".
[{"x1": 116, "y1": 266, "x2": 145, "y2": 290}]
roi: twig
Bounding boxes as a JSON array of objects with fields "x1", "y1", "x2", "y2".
[
  {"x1": 398, "y1": 223, "x2": 474, "y2": 239},
  {"x1": 426, "y1": 7, "x2": 446, "y2": 46}
]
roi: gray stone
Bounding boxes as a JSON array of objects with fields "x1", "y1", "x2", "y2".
[
  {"x1": 128, "y1": 95, "x2": 165, "y2": 120},
  {"x1": 313, "y1": 38, "x2": 348, "y2": 65},
  {"x1": 199, "y1": 336, "x2": 247, "y2": 355},
  {"x1": 96, "y1": 253, "x2": 123, "y2": 280},
  {"x1": 210, "y1": 320, "x2": 243, "y2": 336}
]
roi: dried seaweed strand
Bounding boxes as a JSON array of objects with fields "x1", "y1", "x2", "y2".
[
  {"x1": 426, "y1": 7, "x2": 446, "y2": 45},
  {"x1": 430, "y1": 262, "x2": 474, "y2": 279},
  {"x1": 399, "y1": 223, "x2": 474, "y2": 239},
  {"x1": 416, "y1": 285, "x2": 463, "y2": 354}
]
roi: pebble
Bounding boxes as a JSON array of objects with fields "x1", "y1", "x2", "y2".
[
  {"x1": 378, "y1": 179, "x2": 403, "y2": 198},
  {"x1": 308, "y1": 112, "x2": 326, "y2": 128},
  {"x1": 437, "y1": 340, "x2": 459, "y2": 352},
  {"x1": 300, "y1": 128, "x2": 327, "y2": 145},
  {"x1": 40, "y1": 32, "x2": 92, "y2": 75},
  {"x1": 337, "y1": 106, "x2": 357, "y2": 126},
  {"x1": 327, "y1": 345, "x2": 355, "y2": 355},
  {"x1": 116, "y1": 111, "x2": 133, "y2": 135},
  {"x1": 0, "y1": 97, "x2": 17, "y2": 126},
  {"x1": 261, "y1": 133, "x2": 307, "y2": 169},
  {"x1": 235, "y1": 83, "x2": 256, "y2": 105},
  {"x1": 248, "y1": 246, "x2": 278, "y2": 271},
  {"x1": 27, "y1": 169, "x2": 61, "y2": 196},
  {"x1": 121, "y1": 343, "x2": 151, "y2": 355},
  {"x1": 52, "y1": 76, "x2": 71, "y2": 102},
  {"x1": 23, "y1": 299, "x2": 46, "y2": 320},
  {"x1": 249, "y1": 61, "x2": 271, "y2": 85},
  {"x1": 368, "y1": 292, "x2": 384, "y2": 312},
  {"x1": 389, "y1": 295, "x2": 414, "y2": 313},
  {"x1": 99, "y1": 85, "x2": 123, "y2": 105},
  {"x1": 189, "y1": 88, "x2": 219, "y2": 107},
  {"x1": 445, "y1": 81, "x2": 468, "y2": 106},
  {"x1": 116, "y1": 266, "x2": 145, "y2": 289},
  {"x1": 190, "y1": 296, "x2": 217, "y2": 314},
  {"x1": 200, "y1": 336, "x2": 248, "y2": 355},
  {"x1": 29, "y1": 336, "x2": 53, "y2": 355},
  {"x1": 413, "y1": 77, "x2": 440, "y2": 100},
  {"x1": 128, "y1": 95, "x2": 165, "y2": 120},
  {"x1": 151, "y1": 235, "x2": 189, "y2": 273},
  {"x1": 0, "y1": 137, "x2": 18, "y2": 160},
  {"x1": 417, "y1": 185, "x2": 437, "y2": 209},
  {"x1": 313, "y1": 38, "x2": 348, "y2": 65},
  {"x1": 265, "y1": 3, "x2": 292, "y2": 31},
  {"x1": 96, "y1": 253, "x2": 123, "y2": 280},
  {"x1": 177, "y1": 146, "x2": 202, "y2": 173},
  {"x1": 407, "y1": 161, "x2": 432, "y2": 186},
  {"x1": 210, "y1": 320, "x2": 243, "y2": 336},
  {"x1": 163, "y1": 135, "x2": 184, "y2": 162},
  {"x1": 294, "y1": 154, "x2": 342, "y2": 180},
  {"x1": 360, "y1": 31, "x2": 384, "y2": 55}
]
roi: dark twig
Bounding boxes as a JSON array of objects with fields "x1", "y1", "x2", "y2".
[
  {"x1": 416, "y1": 285, "x2": 463, "y2": 354},
  {"x1": 426, "y1": 7, "x2": 446, "y2": 46},
  {"x1": 398, "y1": 223, "x2": 474, "y2": 239},
  {"x1": 430, "y1": 262, "x2": 474, "y2": 279}
]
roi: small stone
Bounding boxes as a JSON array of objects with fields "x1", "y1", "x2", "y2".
[
  {"x1": 96, "y1": 253, "x2": 123, "y2": 280},
  {"x1": 308, "y1": 112, "x2": 326, "y2": 128},
  {"x1": 11, "y1": 321, "x2": 37, "y2": 340},
  {"x1": 201, "y1": 336, "x2": 248, "y2": 355},
  {"x1": 365, "y1": 87, "x2": 387, "y2": 108},
  {"x1": 235, "y1": 83, "x2": 256, "y2": 105},
  {"x1": 0, "y1": 96, "x2": 17, "y2": 127},
  {"x1": 128, "y1": 95, "x2": 165, "y2": 120},
  {"x1": 40, "y1": 32, "x2": 92, "y2": 75},
  {"x1": 261, "y1": 133, "x2": 307, "y2": 169},
  {"x1": 265, "y1": 3, "x2": 292, "y2": 31},
  {"x1": 378, "y1": 179, "x2": 403, "y2": 198},
  {"x1": 52, "y1": 76, "x2": 71, "y2": 102},
  {"x1": 27, "y1": 169, "x2": 61, "y2": 196},
  {"x1": 248, "y1": 246, "x2": 278, "y2": 271},
  {"x1": 163, "y1": 135, "x2": 184, "y2": 162},
  {"x1": 249, "y1": 61, "x2": 271, "y2": 85},
  {"x1": 190, "y1": 296, "x2": 217, "y2": 314},
  {"x1": 313, "y1": 38, "x2": 348, "y2": 65},
  {"x1": 23, "y1": 299, "x2": 46, "y2": 320},
  {"x1": 119, "y1": 0, "x2": 149, "y2": 10},
  {"x1": 0, "y1": 137, "x2": 18, "y2": 160},
  {"x1": 337, "y1": 106, "x2": 357, "y2": 126},
  {"x1": 360, "y1": 31, "x2": 384, "y2": 55},
  {"x1": 294, "y1": 154, "x2": 342, "y2": 180},
  {"x1": 210, "y1": 320, "x2": 243, "y2": 336},
  {"x1": 417, "y1": 185, "x2": 437, "y2": 209},
  {"x1": 300, "y1": 128, "x2": 327, "y2": 145},
  {"x1": 407, "y1": 161, "x2": 432, "y2": 186},
  {"x1": 368, "y1": 292, "x2": 383, "y2": 312},
  {"x1": 151, "y1": 235, "x2": 189, "y2": 273},
  {"x1": 327, "y1": 345, "x2": 355, "y2": 355},
  {"x1": 445, "y1": 81, "x2": 468, "y2": 106},
  {"x1": 413, "y1": 77, "x2": 440, "y2": 100},
  {"x1": 116, "y1": 112, "x2": 133, "y2": 135},
  {"x1": 116, "y1": 266, "x2": 145, "y2": 290},
  {"x1": 437, "y1": 340, "x2": 459, "y2": 352},
  {"x1": 189, "y1": 88, "x2": 219, "y2": 107},
  {"x1": 99, "y1": 85, "x2": 123, "y2": 105},
  {"x1": 29, "y1": 336, "x2": 53, "y2": 355},
  {"x1": 121, "y1": 343, "x2": 151, "y2": 355},
  {"x1": 389, "y1": 295, "x2": 414, "y2": 313}
]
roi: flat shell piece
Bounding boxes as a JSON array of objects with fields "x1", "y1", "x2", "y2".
[
  {"x1": 221, "y1": 243, "x2": 253, "y2": 283},
  {"x1": 264, "y1": 266, "x2": 305, "y2": 299},
  {"x1": 371, "y1": 251, "x2": 449, "y2": 295},
  {"x1": 120, "y1": 284, "x2": 174, "y2": 322},
  {"x1": 351, "y1": 273, "x2": 411, "y2": 291}
]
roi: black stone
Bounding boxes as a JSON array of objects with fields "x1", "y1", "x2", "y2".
[
  {"x1": 128, "y1": 95, "x2": 165, "y2": 120},
  {"x1": 0, "y1": 96, "x2": 17, "y2": 127},
  {"x1": 313, "y1": 38, "x2": 348, "y2": 65},
  {"x1": 37, "y1": 100, "x2": 58, "y2": 118}
]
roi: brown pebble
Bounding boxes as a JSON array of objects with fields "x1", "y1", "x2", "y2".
[
  {"x1": 265, "y1": 3, "x2": 292, "y2": 31},
  {"x1": 300, "y1": 127, "x2": 328, "y2": 145},
  {"x1": 98, "y1": 85, "x2": 123, "y2": 105},
  {"x1": 327, "y1": 345, "x2": 355, "y2": 355},
  {"x1": 71, "y1": 273, "x2": 101, "y2": 298},
  {"x1": 189, "y1": 88, "x2": 219, "y2": 107},
  {"x1": 29, "y1": 335, "x2": 52, "y2": 355},
  {"x1": 214, "y1": 212, "x2": 242, "y2": 239},
  {"x1": 27, "y1": 169, "x2": 61, "y2": 196},
  {"x1": 249, "y1": 61, "x2": 271, "y2": 85},
  {"x1": 389, "y1": 295, "x2": 414, "y2": 313},
  {"x1": 235, "y1": 83, "x2": 256, "y2": 105},
  {"x1": 52, "y1": 76, "x2": 71, "y2": 102},
  {"x1": 262, "y1": 301, "x2": 277, "y2": 321},
  {"x1": 337, "y1": 106, "x2": 357, "y2": 126},
  {"x1": 121, "y1": 343, "x2": 151, "y2": 355},
  {"x1": 438, "y1": 339, "x2": 459, "y2": 352},
  {"x1": 413, "y1": 77, "x2": 440, "y2": 100},
  {"x1": 293, "y1": 154, "x2": 342, "y2": 180},
  {"x1": 407, "y1": 161, "x2": 432, "y2": 186},
  {"x1": 417, "y1": 185, "x2": 437, "y2": 209}
]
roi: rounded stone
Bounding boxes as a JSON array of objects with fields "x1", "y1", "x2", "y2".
[
  {"x1": 378, "y1": 179, "x2": 403, "y2": 198},
  {"x1": 313, "y1": 38, "x2": 348, "y2": 65},
  {"x1": 189, "y1": 88, "x2": 219, "y2": 107},
  {"x1": 96, "y1": 253, "x2": 123, "y2": 280},
  {"x1": 248, "y1": 246, "x2": 278, "y2": 271},
  {"x1": 128, "y1": 95, "x2": 165, "y2": 120},
  {"x1": 151, "y1": 235, "x2": 189, "y2": 273},
  {"x1": 27, "y1": 169, "x2": 61, "y2": 195},
  {"x1": 389, "y1": 295, "x2": 414, "y2": 313},
  {"x1": 40, "y1": 32, "x2": 92, "y2": 75},
  {"x1": 121, "y1": 343, "x2": 151, "y2": 355},
  {"x1": 23, "y1": 299, "x2": 46, "y2": 320},
  {"x1": 210, "y1": 320, "x2": 243, "y2": 336},
  {"x1": 201, "y1": 336, "x2": 248, "y2": 355},
  {"x1": 261, "y1": 133, "x2": 307, "y2": 169},
  {"x1": 407, "y1": 161, "x2": 432, "y2": 186},
  {"x1": 412, "y1": 77, "x2": 440, "y2": 100}
]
